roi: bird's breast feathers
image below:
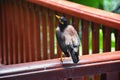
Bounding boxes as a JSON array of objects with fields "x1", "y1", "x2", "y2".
[
  {"x1": 64, "y1": 25, "x2": 76, "y2": 36},
  {"x1": 63, "y1": 25, "x2": 80, "y2": 46},
  {"x1": 56, "y1": 25, "x2": 80, "y2": 46}
]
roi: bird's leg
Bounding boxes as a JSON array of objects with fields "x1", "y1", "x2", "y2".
[{"x1": 59, "y1": 52, "x2": 65, "y2": 62}]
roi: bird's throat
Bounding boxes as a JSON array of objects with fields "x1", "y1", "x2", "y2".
[{"x1": 59, "y1": 24, "x2": 67, "y2": 32}]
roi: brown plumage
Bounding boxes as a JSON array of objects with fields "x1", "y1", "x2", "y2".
[{"x1": 56, "y1": 15, "x2": 80, "y2": 63}]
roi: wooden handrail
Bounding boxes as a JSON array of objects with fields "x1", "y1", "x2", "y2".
[
  {"x1": 28, "y1": 0, "x2": 120, "y2": 30},
  {"x1": 1, "y1": 51, "x2": 120, "y2": 80}
]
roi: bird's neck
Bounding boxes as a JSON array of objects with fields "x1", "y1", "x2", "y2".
[{"x1": 59, "y1": 24, "x2": 67, "y2": 32}]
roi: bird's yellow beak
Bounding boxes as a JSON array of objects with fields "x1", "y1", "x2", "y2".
[
  {"x1": 56, "y1": 15, "x2": 64, "y2": 25},
  {"x1": 56, "y1": 15, "x2": 61, "y2": 20}
]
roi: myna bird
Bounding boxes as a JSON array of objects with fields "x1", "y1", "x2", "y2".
[{"x1": 56, "y1": 15, "x2": 80, "y2": 63}]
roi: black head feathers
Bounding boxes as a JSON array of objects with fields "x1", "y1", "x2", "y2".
[{"x1": 56, "y1": 15, "x2": 68, "y2": 28}]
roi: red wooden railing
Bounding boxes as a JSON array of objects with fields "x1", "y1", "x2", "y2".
[
  {"x1": 0, "y1": 0, "x2": 120, "y2": 80},
  {"x1": 1, "y1": 51, "x2": 120, "y2": 80}
]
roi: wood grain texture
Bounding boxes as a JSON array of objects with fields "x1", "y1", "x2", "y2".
[
  {"x1": 115, "y1": 30, "x2": 120, "y2": 51},
  {"x1": 48, "y1": 10, "x2": 55, "y2": 59},
  {"x1": 1, "y1": 0, "x2": 8, "y2": 65},
  {"x1": 32, "y1": 5, "x2": 41, "y2": 61},
  {"x1": 103, "y1": 27, "x2": 111, "y2": 52},
  {"x1": 81, "y1": 19, "x2": 89, "y2": 55},
  {"x1": 91, "y1": 23, "x2": 100, "y2": 80},
  {"x1": 41, "y1": 7, "x2": 48, "y2": 60},
  {"x1": 92, "y1": 23, "x2": 100, "y2": 53},
  {"x1": 81, "y1": 19, "x2": 89, "y2": 80},
  {"x1": 0, "y1": 0, "x2": 2, "y2": 64},
  {"x1": 1, "y1": 51, "x2": 120, "y2": 80}
]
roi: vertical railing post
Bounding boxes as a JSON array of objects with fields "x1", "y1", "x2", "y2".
[
  {"x1": 101, "y1": 26, "x2": 112, "y2": 80},
  {"x1": 81, "y1": 19, "x2": 89, "y2": 55},
  {"x1": 115, "y1": 30, "x2": 120, "y2": 50},
  {"x1": 41, "y1": 7, "x2": 48, "y2": 60},
  {"x1": 92, "y1": 22, "x2": 100, "y2": 80},
  {"x1": 32, "y1": 5, "x2": 41, "y2": 61},
  {"x1": 48, "y1": 9, "x2": 55, "y2": 59},
  {"x1": 81, "y1": 19, "x2": 89, "y2": 80},
  {"x1": 0, "y1": 0, "x2": 2, "y2": 65}
]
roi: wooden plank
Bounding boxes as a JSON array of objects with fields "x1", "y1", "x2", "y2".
[
  {"x1": 81, "y1": 19, "x2": 89, "y2": 55},
  {"x1": 115, "y1": 30, "x2": 120, "y2": 50},
  {"x1": 30, "y1": 5, "x2": 36, "y2": 61},
  {"x1": 103, "y1": 27, "x2": 111, "y2": 52},
  {"x1": 39, "y1": 7, "x2": 43, "y2": 60},
  {"x1": 107, "y1": 72, "x2": 119, "y2": 80},
  {"x1": 0, "y1": 1, "x2": 3, "y2": 65},
  {"x1": 8, "y1": 0, "x2": 17, "y2": 64},
  {"x1": 72, "y1": 17, "x2": 79, "y2": 32},
  {"x1": 18, "y1": 0, "x2": 27, "y2": 63},
  {"x1": 91, "y1": 22, "x2": 100, "y2": 80},
  {"x1": 81, "y1": 19, "x2": 89, "y2": 80},
  {"x1": 14, "y1": 0, "x2": 20, "y2": 64},
  {"x1": 4, "y1": 0, "x2": 11, "y2": 65},
  {"x1": 48, "y1": 10, "x2": 55, "y2": 59},
  {"x1": 1, "y1": 0, "x2": 7, "y2": 64},
  {"x1": 18, "y1": 1, "x2": 25, "y2": 63},
  {"x1": 1, "y1": 51, "x2": 120, "y2": 80},
  {"x1": 26, "y1": 3, "x2": 33, "y2": 62},
  {"x1": 102, "y1": 27, "x2": 112, "y2": 80},
  {"x1": 71, "y1": 77, "x2": 82, "y2": 80},
  {"x1": 16, "y1": 1, "x2": 30, "y2": 63},
  {"x1": 108, "y1": 30, "x2": 120, "y2": 80},
  {"x1": 28, "y1": 0, "x2": 120, "y2": 30},
  {"x1": 41, "y1": 7, "x2": 48, "y2": 60},
  {"x1": 27, "y1": 3, "x2": 35, "y2": 62},
  {"x1": 22, "y1": 1, "x2": 30, "y2": 62},
  {"x1": 92, "y1": 23, "x2": 99, "y2": 53},
  {"x1": 32, "y1": 5, "x2": 41, "y2": 61},
  {"x1": 114, "y1": 30, "x2": 120, "y2": 80}
]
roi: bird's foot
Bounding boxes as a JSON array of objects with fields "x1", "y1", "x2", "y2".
[
  {"x1": 59, "y1": 53, "x2": 65, "y2": 63},
  {"x1": 59, "y1": 57, "x2": 63, "y2": 63}
]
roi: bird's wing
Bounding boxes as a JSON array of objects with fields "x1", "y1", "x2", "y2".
[
  {"x1": 56, "y1": 27, "x2": 69, "y2": 57},
  {"x1": 63, "y1": 25, "x2": 80, "y2": 48},
  {"x1": 64, "y1": 25, "x2": 80, "y2": 63},
  {"x1": 63, "y1": 25, "x2": 80, "y2": 63}
]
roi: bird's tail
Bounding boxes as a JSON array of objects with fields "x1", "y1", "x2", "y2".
[
  {"x1": 68, "y1": 45, "x2": 79, "y2": 63},
  {"x1": 71, "y1": 51, "x2": 79, "y2": 63}
]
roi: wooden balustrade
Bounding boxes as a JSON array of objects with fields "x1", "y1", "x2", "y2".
[
  {"x1": 0, "y1": 0, "x2": 120, "y2": 80},
  {"x1": 0, "y1": 0, "x2": 120, "y2": 65},
  {"x1": 0, "y1": 51, "x2": 120, "y2": 80}
]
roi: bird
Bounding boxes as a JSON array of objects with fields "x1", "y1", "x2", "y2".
[{"x1": 56, "y1": 15, "x2": 80, "y2": 63}]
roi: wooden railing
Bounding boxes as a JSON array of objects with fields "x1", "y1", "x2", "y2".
[
  {"x1": 1, "y1": 51, "x2": 120, "y2": 80},
  {"x1": 0, "y1": 0, "x2": 120, "y2": 80}
]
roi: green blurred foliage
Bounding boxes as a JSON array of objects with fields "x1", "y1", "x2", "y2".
[
  {"x1": 103, "y1": 0, "x2": 120, "y2": 13},
  {"x1": 69, "y1": 0, "x2": 120, "y2": 13},
  {"x1": 69, "y1": 0, "x2": 102, "y2": 8}
]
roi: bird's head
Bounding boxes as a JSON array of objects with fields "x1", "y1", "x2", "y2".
[{"x1": 56, "y1": 15, "x2": 68, "y2": 27}]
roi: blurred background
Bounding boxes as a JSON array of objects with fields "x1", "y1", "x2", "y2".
[{"x1": 69, "y1": 0, "x2": 120, "y2": 14}]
